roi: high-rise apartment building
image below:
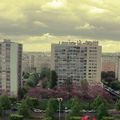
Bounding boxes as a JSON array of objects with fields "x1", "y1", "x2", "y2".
[
  {"x1": 102, "y1": 53, "x2": 120, "y2": 81},
  {"x1": 102, "y1": 54, "x2": 116, "y2": 72},
  {"x1": 22, "y1": 52, "x2": 51, "y2": 73},
  {"x1": 51, "y1": 41, "x2": 102, "y2": 86},
  {"x1": 0, "y1": 39, "x2": 22, "y2": 97}
]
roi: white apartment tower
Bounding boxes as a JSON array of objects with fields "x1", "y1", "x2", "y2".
[
  {"x1": 0, "y1": 39, "x2": 22, "y2": 97},
  {"x1": 51, "y1": 41, "x2": 102, "y2": 86}
]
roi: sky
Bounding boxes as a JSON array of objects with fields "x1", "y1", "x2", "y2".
[{"x1": 0, "y1": 0, "x2": 120, "y2": 52}]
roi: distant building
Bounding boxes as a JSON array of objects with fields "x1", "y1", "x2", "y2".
[
  {"x1": 51, "y1": 41, "x2": 102, "y2": 86},
  {"x1": 0, "y1": 39, "x2": 22, "y2": 97},
  {"x1": 22, "y1": 52, "x2": 51, "y2": 73},
  {"x1": 102, "y1": 54, "x2": 116, "y2": 72},
  {"x1": 102, "y1": 53, "x2": 120, "y2": 81}
]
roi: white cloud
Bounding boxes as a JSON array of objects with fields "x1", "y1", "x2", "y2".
[
  {"x1": 75, "y1": 23, "x2": 95, "y2": 30},
  {"x1": 89, "y1": 7, "x2": 105, "y2": 14},
  {"x1": 33, "y1": 21, "x2": 48, "y2": 27}
]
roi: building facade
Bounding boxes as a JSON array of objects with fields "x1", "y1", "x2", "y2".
[
  {"x1": 0, "y1": 39, "x2": 22, "y2": 97},
  {"x1": 102, "y1": 54, "x2": 116, "y2": 72},
  {"x1": 22, "y1": 52, "x2": 51, "y2": 73},
  {"x1": 51, "y1": 41, "x2": 102, "y2": 86},
  {"x1": 102, "y1": 53, "x2": 120, "y2": 81}
]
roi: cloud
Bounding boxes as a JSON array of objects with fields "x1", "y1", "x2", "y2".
[
  {"x1": 75, "y1": 23, "x2": 95, "y2": 30},
  {"x1": 33, "y1": 21, "x2": 48, "y2": 27},
  {"x1": 0, "y1": 0, "x2": 119, "y2": 52}
]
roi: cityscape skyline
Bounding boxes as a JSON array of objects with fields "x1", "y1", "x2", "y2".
[{"x1": 0, "y1": 0, "x2": 120, "y2": 52}]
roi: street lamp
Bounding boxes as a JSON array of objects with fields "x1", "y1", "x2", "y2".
[
  {"x1": 57, "y1": 98, "x2": 63, "y2": 120},
  {"x1": 65, "y1": 107, "x2": 68, "y2": 120}
]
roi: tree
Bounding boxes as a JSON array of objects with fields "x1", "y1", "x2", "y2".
[
  {"x1": 9, "y1": 114, "x2": 23, "y2": 120},
  {"x1": 40, "y1": 67, "x2": 51, "y2": 80},
  {"x1": 70, "y1": 98, "x2": 82, "y2": 116},
  {"x1": 23, "y1": 72, "x2": 30, "y2": 79},
  {"x1": 46, "y1": 98, "x2": 58, "y2": 119},
  {"x1": 0, "y1": 95, "x2": 11, "y2": 110},
  {"x1": 80, "y1": 80, "x2": 89, "y2": 97},
  {"x1": 116, "y1": 99, "x2": 120, "y2": 110},
  {"x1": 64, "y1": 78, "x2": 72, "y2": 94},
  {"x1": 18, "y1": 99, "x2": 29, "y2": 117},
  {"x1": 92, "y1": 96, "x2": 105, "y2": 110},
  {"x1": 48, "y1": 70, "x2": 58, "y2": 89},
  {"x1": 0, "y1": 105, "x2": 3, "y2": 117},
  {"x1": 40, "y1": 67, "x2": 51, "y2": 88},
  {"x1": 25, "y1": 97, "x2": 39, "y2": 109},
  {"x1": 18, "y1": 87, "x2": 27, "y2": 99},
  {"x1": 26, "y1": 73, "x2": 40, "y2": 87},
  {"x1": 96, "y1": 103, "x2": 108, "y2": 120}
]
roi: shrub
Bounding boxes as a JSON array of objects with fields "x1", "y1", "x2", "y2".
[
  {"x1": 9, "y1": 114, "x2": 23, "y2": 120},
  {"x1": 70, "y1": 116, "x2": 81, "y2": 120},
  {"x1": 102, "y1": 116, "x2": 114, "y2": 120}
]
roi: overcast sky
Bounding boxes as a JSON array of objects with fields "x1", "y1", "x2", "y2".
[{"x1": 0, "y1": 0, "x2": 120, "y2": 52}]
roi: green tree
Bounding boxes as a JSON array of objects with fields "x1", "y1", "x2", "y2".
[
  {"x1": 116, "y1": 99, "x2": 120, "y2": 110},
  {"x1": 26, "y1": 73, "x2": 40, "y2": 87},
  {"x1": 25, "y1": 97, "x2": 39, "y2": 109},
  {"x1": 49, "y1": 70, "x2": 58, "y2": 89},
  {"x1": 65, "y1": 78, "x2": 72, "y2": 95},
  {"x1": 0, "y1": 105, "x2": 3, "y2": 117},
  {"x1": 70, "y1": 98, "x2": 82, "y2": 116},
  {"x1": 46, "y1": 98, "x2": 58, "y2": 119},
  {"x1": 9, "y1": 114, "x2": 23, "y2": 120},
  {"x1": 23, "y1": 72, "x2": 30, "y2": 79},
  {"x1": 18, "y1": 99, "x2": 29, "y2": 117},
  {"x1": 80, "y1": 80, "x2": 89, "y2": 96},
  {"x1": 97, "y1": 103, "x2": 108, "y2": 120},
  {"x1": 0, "y1": 95, "x2": 11, "y2": 110},
  {"x1": 18, "y1": 87, "x2": 27, "y2": 99},
  {"x1": 40, "y1": 67, "x2": 51, "y2": 88},
  {"x1": 92, "y1": 96, "x2": 105, "y2": 110},
  {"x1": 40, "y1": 67, "x2": 51, "y2": 80}
]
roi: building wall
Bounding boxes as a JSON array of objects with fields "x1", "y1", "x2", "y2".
[
  {"x1": 22, "y1": 52, "x2": 51, "y2": 73},
  {"x1": 102, "y1": 55, "x2": 116, "y2": 72},
  {"x1": 10, "y1": 43, "x2": 18, "y2": 96},
  {"x1": 51, "y1": 41, "x2": 102, "y2": 86},
  {"x1": 102, "y1": 53, "x2": 120, "y2": 82},
  {"x1": 0, "y1": 39, "x2": 22, "y2": 97}
]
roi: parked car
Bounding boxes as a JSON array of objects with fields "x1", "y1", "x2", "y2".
[{"x1": 33, "y1": 108, "x2": 43, "y2": 113}]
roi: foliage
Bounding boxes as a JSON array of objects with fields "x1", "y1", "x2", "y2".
[
  {"x1": 102, "y1": 116, "x2": 114, "y2": 120},
  {"x1": 39, "y1": 99, "x2": 48, "y2": 110},
  {"x1": 64, "y1": 78, "x2": 72, "y2": 93},
  {"x1": 26, "y1": 73, "x2": 40, "y2": 87},
  {"x1": 116, "y1": 99, "x2": 120, "y2": 110},
  {"x1": 40, "y1": 67, "x2": 51, "y2": 80},
  {"x1": 23, "y1": 72, "x2": 30, "y2": 79},
  {"x1": 70, "y1": 116, "x2": 82, "y2": 120},
  {"x1": 96, "y1": 103, "x2": 108, "y2": 120},
  {"x1": 9, "y1": 97, "x2": 17, "y2": 103},
  {"x1": 80, "y1": 80, "x2": 89, "y2": 95},
  {"x1": 18, "y1": 99, "x2": 29, "y2": 117},
  {"x1": 0, "y1": 104, "x2": 3, "y2": 116},
  {"x1": 92, "y1": 96, "x2": 105, "y2": 110},
  {"x1": 18, "y1": 87, "x2": 27, "y2": 99},
  {"x1": 42, "y1": 117, "x2": 52, "y2": 120},
  {"x1": 25, "y1": 97, "x2": 39, "y2": 109},
  {"x1": 9, "y1": 114, "x2": 23, "y2": 120},
  {"x1": 109, "y1": 81, "x2": 120, "y2": 90},
  {"x1": 48, "y1": 70, "x2": 57, "y2": 89},
  {"x1": 46, "y1": 98, "x2": 58, "y2": 119},
  {"x1": 70, "y1": 98, "x2": 82, "y2": 116},
  {"x1": 0, "y1": 95, "x2": 11, "y2": 110}
]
